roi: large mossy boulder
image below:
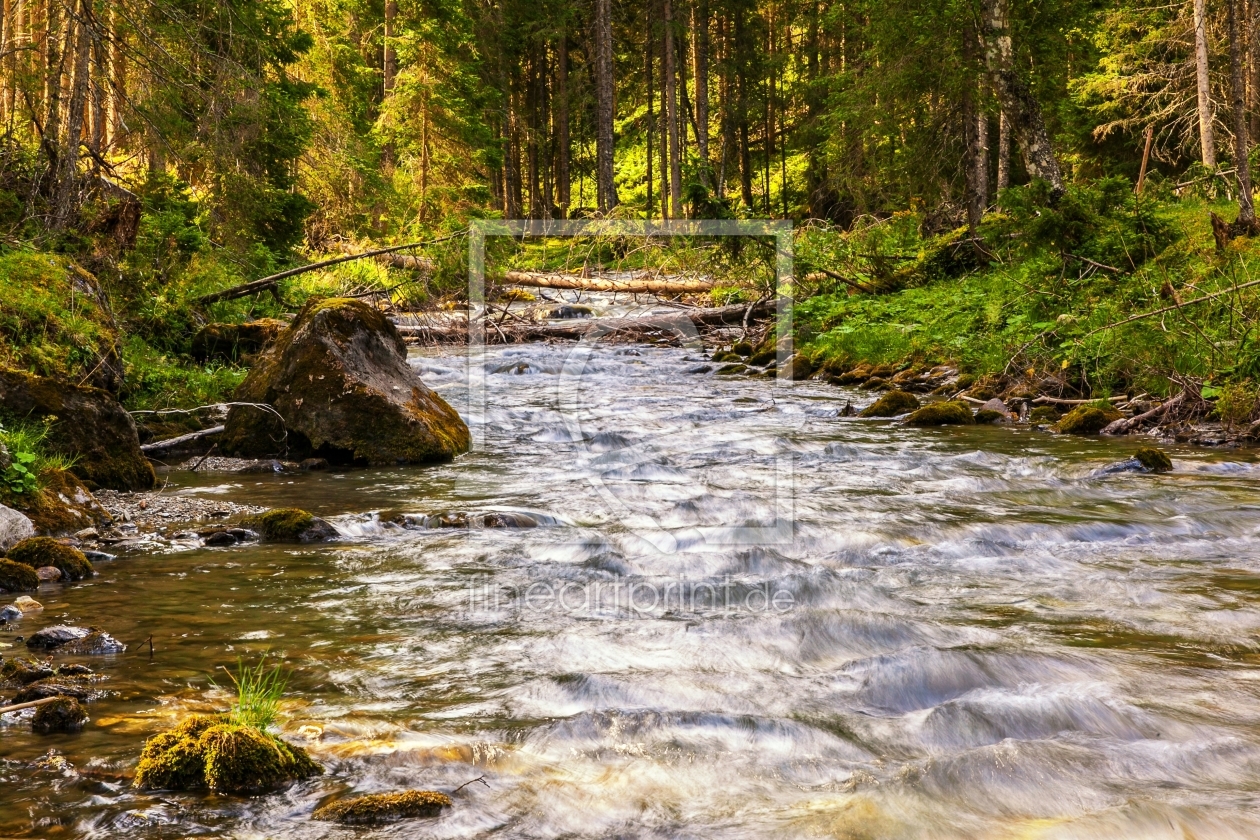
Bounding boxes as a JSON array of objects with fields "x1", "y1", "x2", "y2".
[
  {"x1": 134, "y1": 715, "x2": 323, "y2": 794},
  {"x1": 7, "y1": 537, "x2": 94, "y2": 581},
  {"x1": 860, "y1": 390, "x2": 921, "y2": 418},
  {"x1": 905, "y1": 401, "x2": 975, "y2": 426},
  {"x1": 1056, "y1": 405, "x2": 1123, "y2": 435},
  {"x1": 0, "y1": 370, "x2": 155, "y2": 490},
  {"x1": 12, "y1": 469, "x2": 112, "y2": 535},
  {"x1": 314, "y1": 790, "x2": 453, "y2": 825},
  {"x1": 219, "y1": 298, "x2": 469, "y2": 465},
  {"x1": 190, "y1": 319, "x2": 287, "y2": 364}
]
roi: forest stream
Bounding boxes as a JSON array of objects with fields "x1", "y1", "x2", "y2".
[{"x1": 4, "y1": 341, "x2": 1260, "y2": 838}]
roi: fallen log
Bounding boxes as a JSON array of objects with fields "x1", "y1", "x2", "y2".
[
  {"x1": 1102, "y1": 393, "x2": 1185, "y2": 435},
  {"x1": 339, "y1": 243, "x2": 434, "y2": 273},
  {"x1": 140, "y1": 425, "x2": 225, "y2": 454},
  {"x1": 1032, "y1": 395, "x2": 1127, "y2": 406},
  {"x1": 395, "y1": 299, "x2": 778, "y2": 344},
  {"x1": 502, "y1": 270, "x2": 715, "y2": 295}
]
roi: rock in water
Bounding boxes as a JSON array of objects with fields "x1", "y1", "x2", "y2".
[
  {"x1": 313, "y1": 791, "x2": 453, "y2": 825},
  {"x1": 1056, "y1": 405, "x2": 1123, "y2": 435},
  {"x1": 32, "y1": 696, "x2": 88, "y2": 734},
  {"x1": 905, "y1": 401, "x2": 975, "y2": 427},
  {"x1": 0, "y1": 370, "x2": 156, "y2": 491},
  {"x1": 218, "y1": 298, "x2": 470, "y2": 465},
  {"x1": 243, "y1": 508, "x2": 338, "y2": 543},
  {"x1": 0, "y1": 559, "x2": 40, "y2": 593},
  {"x1": 7, "y1": 538, "x2": 94, "y2": 581},
  {"x1": 0, "y1": 505, "x2": 35, "y2": 551},
  {"x1": 26, "y1": 625, "x2": 125, "y2": 654},
  {"x1": 1135, "y1": 447, "x2": 1173, "y2": 473},
  {"x1": 860, "y1": 390, "x2": 920, "y2": 417}
]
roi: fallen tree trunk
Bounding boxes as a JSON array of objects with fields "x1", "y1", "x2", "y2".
[
  {"x1": 502, "y1": 270, "x2": 715, "y2": 295},
  {"x1": 395, "y1": 299, "x2": 777, "y2": 344},
  {"x1": 339, "y1": 243, "x2": 434, "y2": 273},
  {"x1": 140, "y1": 425, "x2": 225, "y2": 454}
]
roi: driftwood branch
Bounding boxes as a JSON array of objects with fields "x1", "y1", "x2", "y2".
[
  {"x1": 0, "y1": 696, "x2": 61, "y2": 715},
  {"x1": 1031, "y1": 395, "x2": 1128, "y2": 405},
  {"x1": 502, "y1": 270, "x2": 714, "y2": 295},
  {"x1": 1062, "y1": 252, "x2": 1121, "y2": 273},
  {"x1": 140, "y1": 425, "x2": 225, "y2": 454},
  {"x1": 195, "y1": 233, "x2": 463, "y2": 305}
]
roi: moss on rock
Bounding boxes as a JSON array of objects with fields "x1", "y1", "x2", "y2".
[
  {"x1": 32, "y1": 695, "x2": 88, "y2": 734},
  {"x1": 7, "y1": 537, "x2": 93, "y2": 581},
  {"x1": 860, "y1": 390, "x2": 920, "y2": 417},
  {"x1": 747, "y1": 350, "x2": 776, "y2": 367},
  {"x1": 218, "y1": 298, "x2": 469, "y2": 466},
  {"x1": 314, "y1": 790, "x2": 453, "y2": 825},
  {"x1": 905, "y1": 401, "x2": 975, "y2": 426},
  {"x1": 1135, "y1": 447, "x2": 1173, "y2": 473},
  {"x1": 0, "y1": 656, "x2": 53, "y2": 685},
  {"x1": 1029, "y1": 405, "x2": 1061, "y2": 424},
  {"x1": 134, "y1": 715, "x2": 322, "y2": 793},
  {"x1": 10, "y1": 469, "x2": 112, "y2": 536},
  {"x1": 974, "y1": 409, "x2": 1005, "y2": 424},
  {"x1": 0, "y1": 558, "x2": 40, "y2": 592},
  {"x1": 1056, "y1": 405, "x2": 1123, "y2": 435},
  {"x1": 242, "y1": 508, "x2": 338, "y2": 543}
]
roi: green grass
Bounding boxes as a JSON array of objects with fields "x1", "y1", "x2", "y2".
[
  {"x1": 214, "y1": 656, "x2": 288, "y2": 732},
  {"x1": 120, "y1": 335, "x2": 248, "y2": 412},
  {"x1": 0, "y1": 420, "x2": 78, "y2": 498}
]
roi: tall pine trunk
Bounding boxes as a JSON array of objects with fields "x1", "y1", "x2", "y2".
[
  {"x1": 663, "y1": 0, "x2": 682, "y2": 218},
  {"x1": 980, "y1": 0, "x2": 1063, "y2": 196},
  {"x1": 593, "y1": 0, "x2": 617, "y2": 212},
  {"x1": 556, "y1": 35, "x2": 570, "y2": 218},
  {"x1": 645, "y1": 2, "x2": 654, "y2": 217},
  {"x1": 1193, "y1": 0, "x2": 1217, "y2": 169},
  {"x1": 1229, "y1": 0, "x2": 1256, "y2": 228},
  {"x1": 996, "y1": 109, "x2": 1011, "y2": 192},
  {"x1": 691, "y1": 0, "x2": 710, "y2": 186},
  {"x1": 52, "y1": 0, "x2": 89, "y2": 228}
]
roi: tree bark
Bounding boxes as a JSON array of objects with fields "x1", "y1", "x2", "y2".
[
  {"x1": 663, "y1": 0, "x2": 682, "y2": 218},
  {"x1": 1194, "y1": 0, "x2": 1217, "y2": 169},
  {"x1": 593, "y1": 0, "x2": 618, "y2": 212},
  {"x1": 1229, "y1": 0, "x2": 1257, "y2": 229},
  {"x1": 107, "y1": 2, "x2": 124, "y2": 145},
  {"x1": 556, "y1": 34, "x2": 570, "y2": 218},
  {"x1": 980, "y1": 0, "x2": 1064, "y2": 196},
  {"x1": 645, "y1": 2, "x2": 655, "y2": 217},
  {"x1": 964, "y1": 81, "x2": 990, "y2": 230},
  {"x1": 52, "y1": 0, "x2": 90, "y2": 229},
  {"x1": 691, "y1": 0, "x2": 710, "y2": 185}
]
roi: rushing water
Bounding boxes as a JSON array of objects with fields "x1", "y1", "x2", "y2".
[{"x1": 4, "y1": 342, "x2": 1260, "y2": 838}]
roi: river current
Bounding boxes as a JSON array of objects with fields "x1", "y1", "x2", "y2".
[{"x1": 4, "y1": 342, "x2": 1260, "y2": 838}]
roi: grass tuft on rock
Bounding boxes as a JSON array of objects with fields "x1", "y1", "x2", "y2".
[
  {"x1": 860, "y1": 390, "x2": 920, "y2": 417},
  {"x1": 6, "y1": 537, "x2": 93, "y2": 580},
  {"x1": 1135, "y1": 447, "x2": 1173, "y2": 473},
  {"x1": 0, "y1": 557, "x2": 40, "y2": 592},
  {"x1": 1056, "y1": 405, "x2": 1123, "y2": 435},
  {"x1": 134, "y1": 717, "x2": 322, "y2": 794},
  {"x1": 242, "y1": 508, "x2": 336, "y2": 542},
  {"x1": 904, "y1": 401, "x2": 975, "y2": 426},
  {"x1": 313, "y1": 790, "x2": 453, "y2": 825}
]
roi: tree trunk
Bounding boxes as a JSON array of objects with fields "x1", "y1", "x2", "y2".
[
  {"x1": 593, "y1": 0, "x2": 618, "y2": 212},
  {"x1": 996, "y1": 108, "x2": 1011, "y2": 192},
  {"x1": 90, "y1": 21, "x2": 105, "y2": 159},
  {"x1": 42, "y1": 0, "x2": 65, "y2": 161},
  {"x1": 691, "y1": 0, "x2": 710, "y2": 185},
  {"x1": 717, "y1": 13, "x2": 732, "y2": 200},
  {"x1": 645, "y1": 2, "x2": 654, "y2": 217},
  {"x1": 1194, "y1": 0, "x2": 1217, "y2": 169},
  {"x1": 663, "y1": 0, "x2": 682, "y2": 218},
  {"x1": 964, "y1": 82, "x2": 990, "y2": 230},
  {"x1": 383, "y1": 0, "x2": 397, "y2": 94},
  {"x1": 734, "y1": 6, "x2": 752, "y2": 208},
  {"x1": 107, "y1": 2, "x2": 124, "y2": 145},
  {"x1": 52, "y1": 0, "x2": 90, "y2": 229},
  {"x1": 1229, "y1": 0, "x2": 1257, "y2": 228},
  {"x1": 556, "y1": 35, "x2": 570, "y2": 218},
  {"x1": 980, "y1": 0, "x2": 1064, "y2": 195},
  {"x1": 0, "y1": 0, "x2": 10, "y2": 124}
]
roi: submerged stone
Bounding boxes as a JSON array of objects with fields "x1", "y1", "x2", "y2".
[
  {"x1": 904, "y1": 401, "x2": 975, "y2": 426},
  {"x1": 6, "y1": 538, "x2": 94, "y2": 581},
  {"x1": 859, "y1": 390, "x2": 920, "y2": 417},
  {"x1": 313, "y1": 790, "x2": 453, "y2": 825},
  {"x1": 32, "y1": 696, "x2": 88, "y2": 734},
  {"x1": 0, "y1": 656, "x2": 54, "y2": 685}
]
